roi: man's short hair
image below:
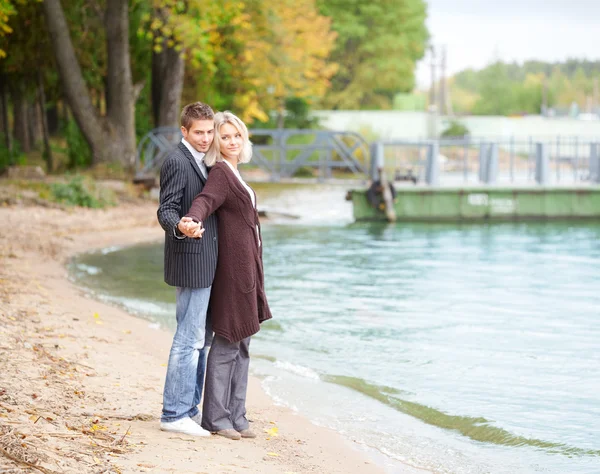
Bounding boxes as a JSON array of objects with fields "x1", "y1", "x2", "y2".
[{"x1": 180, "y1": 102, "x2": 214, "y2": 130}]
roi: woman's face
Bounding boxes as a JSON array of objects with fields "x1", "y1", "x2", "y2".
[{"x1": 219, "y1": 122, "x2": 244, "y2": 161}]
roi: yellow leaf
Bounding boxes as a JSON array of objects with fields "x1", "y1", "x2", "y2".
[
  {"x1": 264, "y1": 426, "x2": 279, "y2": 437},
  {"x1": 267, "y1": 452, "x2": 279, "y2": 457},
  {"x1": 93, "y1": 313, "x2": 100, "y2": 319}
]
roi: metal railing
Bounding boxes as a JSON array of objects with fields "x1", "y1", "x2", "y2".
[
  {"x1": 372, "y1": 136, "x2": 600, "y2": 186},
  {"x1": 135, "y1": 129, "x2": 600, "y2": 186},
  {"x1": 135, "y1": 127, "x2": 369, "y2": 181}
]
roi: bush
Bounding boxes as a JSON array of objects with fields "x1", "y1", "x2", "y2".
[
  {"x1": 0, "y1": 141, "x2": 26, "y2": 174},
  {"x1": 65, "y1": 119, "x2": 93, "y2": 169},
  {"x1": 250, "y1": 97, "x2": 320, "y2": 130},
  {"x1": 441, "y1": 120, "x2": 470, "y2": 138},
  {"x1": 292, "y1": 166, "x2": 315, "y2": 178},
  {"x1": 50, "y1": 176, "x2": 114, "y2": 208}
]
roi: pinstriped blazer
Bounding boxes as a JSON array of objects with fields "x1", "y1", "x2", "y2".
[{"x1": 157, "y1": 142, "x2": 218, "y2": 288}]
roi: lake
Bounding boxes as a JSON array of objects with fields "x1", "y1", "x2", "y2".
[{"x1": 70, "y1": 185, "x2": 600, "y2": 473}]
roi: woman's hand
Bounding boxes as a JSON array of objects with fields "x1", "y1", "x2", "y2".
[{"x1": 178, "y1": 217, "x2": 205, "y2": 238}]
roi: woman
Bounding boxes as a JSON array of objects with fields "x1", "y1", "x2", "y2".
[{"x1": 183, "y1": 111, "x2": 272, "y2": 441}]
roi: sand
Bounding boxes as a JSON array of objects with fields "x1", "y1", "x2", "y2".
[{"x1": 0, "y1": 202, "x2": 388, "y2": 474}]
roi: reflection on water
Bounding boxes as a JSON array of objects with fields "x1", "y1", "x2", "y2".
[{"x1": 72, "y1": 214, "x2": 600, "y2": 474}]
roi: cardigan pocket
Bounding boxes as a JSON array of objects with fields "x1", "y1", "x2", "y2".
[{"x1": 233, "y1": 262, "x2": 256, "y2": 293}]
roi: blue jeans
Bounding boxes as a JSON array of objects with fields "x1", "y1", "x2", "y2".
[{"x1": 161, "y1": 286, "x2": 212, "y2": 422}]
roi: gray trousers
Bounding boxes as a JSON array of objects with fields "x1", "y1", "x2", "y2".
[{"x1": 201, "y1": 335, "x2": 251, "y2": 432}]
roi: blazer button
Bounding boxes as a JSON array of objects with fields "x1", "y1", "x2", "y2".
[{"x1": 213, "y1": 236, "x2": 217, "y2": 241}]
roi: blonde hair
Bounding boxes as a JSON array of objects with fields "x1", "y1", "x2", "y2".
[{"x1": 204, "y1": 111, "x2": 252, "y2": 167}]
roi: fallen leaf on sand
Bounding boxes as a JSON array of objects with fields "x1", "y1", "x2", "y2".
[
  {"x1": 265, "y1": 426, "x2": 278, "y2": 436},
  {"x1": 266, "y1": 452, "x2": 279, "y2": 457}
]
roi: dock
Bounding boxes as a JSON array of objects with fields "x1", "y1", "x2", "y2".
[
  {"x1": 350, "y1": 137, "x2": 600, "y2": 222},
  {"x1": 349, "y1": 185, "x2": 600, "y2": 222}
]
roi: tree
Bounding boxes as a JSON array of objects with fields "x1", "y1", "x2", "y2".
[
  {"x1": 0, "y1": 0, "x2": 16, "y2": 58},
  {"x1": 42, "y1": 0, "x2": 141, "y2": 168},
  {"x1": 471, "y1": 62, "x2": 517, "y2": 115},
  {"x1": 1, "y1": 0, "x2": 55, "y2": 165},
  {"x1": 136, "y1": 0, "x2": 242, "y2": 128},
  {"x1": 194, "y1": 0, "x2": 337, "y2": 125},
  {"x1": 449, "y1": 60, "x2": 600, "y2": 115},
  {"x1": 242, "y1": 0, "x2": 337, "y2": 125},
  {"x1": 317, "y1": 0, "x2": 428, "y2": 109}
]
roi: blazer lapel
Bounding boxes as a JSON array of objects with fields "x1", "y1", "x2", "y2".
[{"x1": 178, "y1": 142, "x2": 207, "y2": 185}]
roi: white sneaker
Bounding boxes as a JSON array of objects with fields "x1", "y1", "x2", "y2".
[
  {"x1": 160, "y1": 417, "x2": 210, "y2": 437},
  {"x1": 190, "y1": 412, "x2": 202, "y2": 426}
]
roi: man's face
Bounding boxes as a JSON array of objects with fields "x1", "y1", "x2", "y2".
[{"x1": 181, "y1": 119, "x2": 214, "y2": 153}]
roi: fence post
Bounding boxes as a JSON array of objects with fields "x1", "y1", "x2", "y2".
[
  {"x1": 590, "y1": 143, "x2": 600, "y2": 183},
  {"x1": 486, "y1": 143, "x2": 498, "y2": 183},
  {"x1": 278, "y1": 130, "x2": 286, "y2": 178},
  {"x1": 370, "y1": 141, "x2": 385, "y2": 181},
  {"x1": 425, "y1": 141, "x2": 439, "y2": 185},
  {"x1": 535, "y1": 143, "x2": 549, "y2": 185},
  {"x1": 369, "y1": 142, "x2": 377, "y2": 181},
  {"x1": 478, "y1": 143, "x2": 489, "y2": 182}
]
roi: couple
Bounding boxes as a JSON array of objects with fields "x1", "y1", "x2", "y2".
[{"x1": 156, "y1": 102, "x2": 272, "y2": 440}]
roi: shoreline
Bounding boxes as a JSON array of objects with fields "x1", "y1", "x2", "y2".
[{"x1": 0, "y1": 203, "x2": 392, "y2": 473}]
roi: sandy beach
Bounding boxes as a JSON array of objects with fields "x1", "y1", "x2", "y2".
[{"x1": 0, "y1": 201, "x2": 388, "y2": 474}]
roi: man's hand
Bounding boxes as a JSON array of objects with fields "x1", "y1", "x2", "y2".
[{"x1": 178, "y1": 217, "x2": 205, "y2": 238}]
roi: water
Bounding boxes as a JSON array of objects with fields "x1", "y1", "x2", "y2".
[{"x1": 70, "y1": 188, "x2": 600, "y2": 473}]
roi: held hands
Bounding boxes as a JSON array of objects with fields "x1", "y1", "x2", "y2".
[{"x1": 178, "y1": 217, "x2": 205, "y2": 239}]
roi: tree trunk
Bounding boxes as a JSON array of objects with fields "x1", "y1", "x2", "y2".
[
  {"x1": 42, "y1": 0, "x2": 136, "y2": 169},
  {"x1": 276, "y1": 98, "x2": 285, "y2": 129},
  {"x1": 11, "y1": 85, "x2": 31, "y2": 153},
  {"x1": 28, "y1": 102, "x2": 42, "y2": 148},
  {"x1": 46, "y1": 104, "x2": 59, "y2": 135},
  {"x1": 38, "y1": 71, "x2": 53, "y2": 172},
  {"x1": 152, "y1": 47, "x2": 166, "y2": 127},
  {"x1": 0, "y1": 97, "x2": 3, "y2": 147},
  {"x1": 104, "y1": 0, "x2": 136, "y2": 167},
  {"x1": 0, "y1": 73, "x2": 9, "y2": 150},
  {"x1": 152, "y1": 41, "x2": 185, "y2": 128}
]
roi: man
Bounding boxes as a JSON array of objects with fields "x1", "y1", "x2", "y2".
[{"x1": 157, "y1": 102, "x2": 218, "y2": 437}]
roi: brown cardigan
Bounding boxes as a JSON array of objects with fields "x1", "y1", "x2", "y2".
[{"x1": 185, "y1": 161, "x2": 272, "y2": 343}]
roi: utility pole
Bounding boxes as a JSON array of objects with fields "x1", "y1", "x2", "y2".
[
  {"x1": 439, "y1": 46, "x2": 453, "y2": 117},
  {"x1": 428, "y1": 45, "x2": 437, "y2": 138},
  {"x1": 429, "y1": 45, "x2": 436, "y2": 111},
  {"x1": 439, "y1": 46, "x2": 446, "y2": 115}
]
